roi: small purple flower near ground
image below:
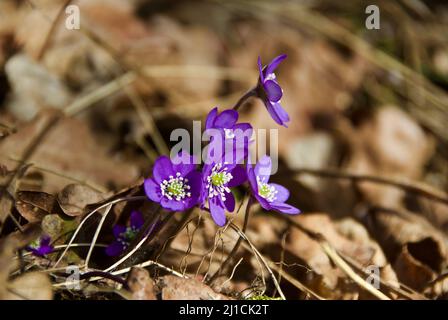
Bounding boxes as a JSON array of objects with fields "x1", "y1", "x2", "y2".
[
  {"x1": 106, "y1": 210, "x2": 145, "y2": 257},
  {"x1": 256, "y1": 54, "x2": 290, "y2": 127},
  {"x1": 205, "y1": 107, "x2": 253, "y2": 164},
  {"x1": 27, "y1": 235, "x2": 54, "y2": 257},
  {"x1": 248, "y1": 155, "x2": 300, "y2": 214},
  {"x1": 144, "y1": 152, "x2": 202, "y2": 211},
  {"x1": 200, "y1": 159, "x2": 247, "y2": 227}
]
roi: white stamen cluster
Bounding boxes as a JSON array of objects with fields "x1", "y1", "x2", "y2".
[
  {"x1": 206, "y1": 163, "x2": 233, "y2": 202},
  {"x1": 160, "y1": 172, "x2": 191, "y2": 201},
  {"x1": 224, "y1": 128, "x2": 235, "y2": 139},
  {"x1": 265, "y1": 73, "x2": 276, "y2": 81},
  {"x1": 256, "y1": 176, "x2": 277, "y2": 202}
]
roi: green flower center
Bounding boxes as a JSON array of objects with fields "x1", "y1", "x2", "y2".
[
  {"x1": 160, "y1": 172, "x2": 191, "y2": 201},
  {"x1": 256, "y1": 176, "x2": 277, "y2": 202},
  {"x1": 29, "y1": 239, "x2": 40, "y2": 249},
  {"x1": 211, "y1": 171, "x2": 232, "y2": 187},
  {"x1": 123, "y1": 227, "x2": 138, "y2": 241}
]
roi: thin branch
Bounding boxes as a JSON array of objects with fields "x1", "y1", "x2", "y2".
[
  {"x1": 208, "y1": 196, "x2": 251, "y2": 284},
  {"x1": 84, "y1": 203, "x2": 113, "y2": 270},
  {"x1": 229, "y1": 223, "x2": 286, "y2": 300},
  {"x1": 36, "y1": 0, "x2": 74, "y2": 61},
  {"x1": 292, "y1": 167, "x2": 448, "y2": 206}
]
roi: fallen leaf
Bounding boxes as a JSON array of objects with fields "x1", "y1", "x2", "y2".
[
  {"x1": 159, "y1": 275, "x2": 231, "y2": 300},
  {"x1": 15, "y1": 190, "x2": 59, "y2": 223},
  {"x1": 3, "y1": 272, "x2": 53, "y2": 300},
  {"x1": 57, "y1": 184, "x2": 104, "y2": 217},
  {"x1": 0, "y1": 110, "x2": 139, "y2": 193}
]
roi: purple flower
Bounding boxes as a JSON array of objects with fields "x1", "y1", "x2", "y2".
[
  {"x1": 27, "y1": 235, "x2": 54, "y2": 257},
  {"x1": 106, "y1": 210, "x2": 145, "y2": 257},
  {"x1": 205, "y1": 107, "x2": 253, "y2": 165},
  {"x1": 257, "y1": 54, "x2": 290, "y2": 127},
  {"x1": 200, "y1": 159, "x2": 247, "y2": 227},
  {"x1": 144, "y1": 152, "x2": 202, "y2": 211},
  {"x1": 247, "y1": 155, "x2": 300, "y2": 215}
]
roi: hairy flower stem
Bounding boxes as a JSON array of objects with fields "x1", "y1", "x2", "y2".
[
  {"x1": 207, "y1": 196, "x2": 253, "y2": 285},
  {"x1": 233, "y1": 88, "x2": 257, "y2": 111}
]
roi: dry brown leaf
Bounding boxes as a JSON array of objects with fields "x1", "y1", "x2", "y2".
[
  {"x1": 158, "y1": 275, "x2": 231, "y2": 300},
  {"x1": 393, "y1": 243, "x2": 436, "y2": 291},
  {"x1": 366, "y1": 208, "x2": 447, "y2": 290},
  {"x1": 2, "y1": 272, "x2": 53, "y2": 300},
  {"x1": 0, "y1": 110, "x2": 139, "y2": 193},
  {"x1": 283, "y1": 213, "x2": 396, "y2": 299},
  {"x1": 15, "y1": 190, "x2": 59, "y2": 223},
  {"x1": 346, "y1": 106, "x2": 435, "y2": 208},
  {"x1": 57, "y1": 184, "x2": 104, "y2": 217}
]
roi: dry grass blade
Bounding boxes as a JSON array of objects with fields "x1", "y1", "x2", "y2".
[{"x1": 292, "y1": 168, "x2": 448, "y2": 206}]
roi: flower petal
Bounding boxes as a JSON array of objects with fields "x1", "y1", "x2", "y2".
[
  {"x1": 182, "y1": 170, "x2": 202, "y2": 209},
  {"x1": 161, "y1": 197, "x2": 185, "y2": 211},
  {"x1": 263, "y1": 80, "x2": 283, "y2": 102},
  {"x1": 209, "y1": 197, "x2": 226, "y2": 227},
  {"x1": 172, "y1": 151, "x2": 196, "y2": 176},
  {"x1": 272, "y1": 102, "x2": 290, "y2": 125},
  {"x1": 265, "y1": 54, "x2": 287, "y2": 76},
  {"x1": 227, "y1": 165, "x2": 247, "y2": 187},
  {"x1": 254, "y1": 155, "x2": 272, "y2": 182},
  {"x1": 144, "y1": 178, "x2": 162, "y2": 202},
  {"x1": 269, "y1": 183, "x2": 290, "y2": 203},
  {"x1": 40, "y1": 235, "x2": 51, "y2": 247},
  {"x1": 105, "y1": 241, "x2": 126, "y2": 257},
  {"x1": 224, "y1": 192, "x2": 235, "y2": 212},
  {"x1": 205, "y1": 107, "x2": 218, "y2": 129},
  {"x1": 113, "y1": 225, "x2": 126, "y2": 238},
  {"x1": 214, "y1": 110, "x2": 239, "y2": 128},
  {"x1": 270, "y1": 202, "x2": 301, "y2": 215},
  {"x1": 247, "y1": 167, "x2": 258, "y2": 193},
  {"x1": 263, "y1": 100, "x2": 284, "y2": 126},
  {"x1": 130, "y1": 211, "x2": 144, "y2": 230},
  {"x1": 38, "y1": 245, "x2": 54, "y2": 256},
  {"x1": 152, "y1": 156, "x2": 174, "y2": 183}
]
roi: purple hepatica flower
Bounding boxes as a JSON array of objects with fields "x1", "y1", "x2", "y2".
[
  {"x1": 205, "y1": 107, "x2": 253, "y2": 164},
  {"x1": 248, "y1": 155, "x2": 300, "y2": 215},
  {"x1": 144, "y1": 152, "x2": 201, "y2": 211},
  {"x1": 257, "y1": 54, "x2": 290, "y2": 127},
  {"x1": 201, "y1": 159, "x2": 247, "y2": 227},
  {"x1": 27, "y1": 235, "x2": 54, "y2": 257},
  {"x1": 106, "y1": 210, "x2": 145, "y2": 257}
]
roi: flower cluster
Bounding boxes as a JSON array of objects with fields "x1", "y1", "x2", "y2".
[
  {"x1": 141, "y1": 54, "x2": 300, "y2": 227},
  {"x1": 106, "y1": 210, "x2": 145, "y2": 256}
]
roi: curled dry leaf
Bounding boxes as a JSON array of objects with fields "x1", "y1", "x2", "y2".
[
  {"x1": 158, "y1": 275, "x2": 231, "y2": 300},
  {"x1": 126, "y1": 267, "x2": 156, "y2": 300},
  {"x1": 366, "y1": 208, "x2": 447, "y2": 290},
  {"x1": 57, "y1": 184, "x2": 105, "y2": 217},
  {"x1": 15, "y1": 190, "x2": 59, "y2": 223}
]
